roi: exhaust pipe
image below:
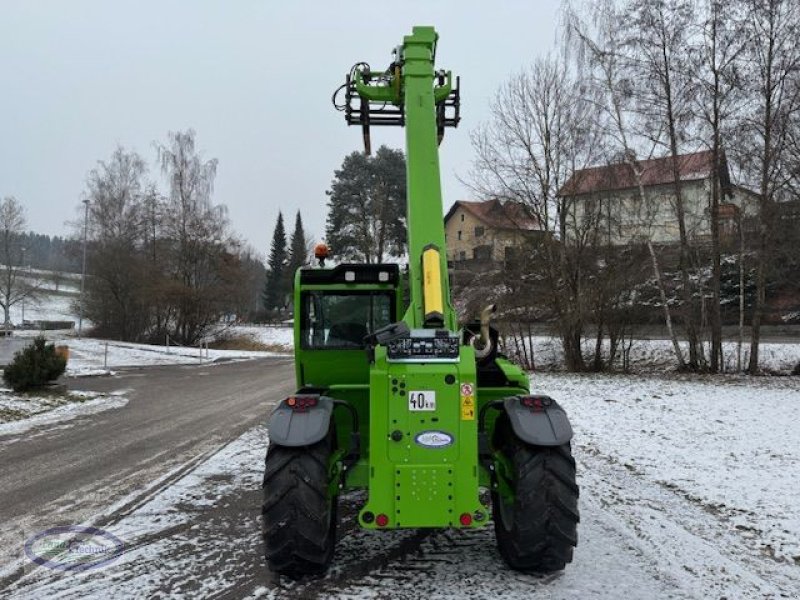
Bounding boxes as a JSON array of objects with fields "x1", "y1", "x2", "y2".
[{"x1": 470, "y1": 304, "x2": 497, "y2": 359}]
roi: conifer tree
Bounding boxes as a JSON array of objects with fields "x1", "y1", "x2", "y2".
[
  {"x1": 263, "y1": 212, "x2": 287, "y2": 311},
  {"x1": 285, "y1": 211, "x2": 308, "y2": 292},
  {"x1": 325, "y1": 146, "x2": 406, "y2": 263}
]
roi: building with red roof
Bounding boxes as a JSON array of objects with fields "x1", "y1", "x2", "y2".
[
  {"x1": 557, "y1": 150, "x2": 759, "y2": 246},
  {"x1": 444, "y1": 198, "x2": 543, "y2": 264}
]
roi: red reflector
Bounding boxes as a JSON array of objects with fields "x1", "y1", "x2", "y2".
[
  {"x1": 521, "y1": 396, "x2": 544, "y2": 412},
  {"x1": 459, "y1": 513, "x2": 472, "y2": 527},
  {"x1": 286, "y1": 396, "x2": 318, "y2": 410},
  {"x1": 299, "y1": 396, "x2": 317, "y2": 409},
  {"x1": 376, "y1": 514, "x2": 389, "y2": 527}
]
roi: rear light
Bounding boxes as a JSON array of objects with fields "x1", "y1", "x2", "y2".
[
  {"x1": 520, "y1": 395, "x2": 550, "y2": 412},
  {"x1": 285, "y1": 395, "x2": 318, "y2": 411},
  {"x1": 376, "y1": 514, "x2": 389, "y2": 527},
  {"x1": 459, "y1": 513, "x2": 472, "y2": 527}
]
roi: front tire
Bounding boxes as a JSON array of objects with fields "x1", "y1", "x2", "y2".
[
  {"x1": 261, "y1": 433, "x2": 337, "y2": 579},
  {"x1": 491, "y1": 417, "x2": 579, "y2": 572}
]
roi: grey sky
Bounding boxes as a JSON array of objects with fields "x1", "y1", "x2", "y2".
[{"x1": 1, "y1": 1, "x2": 561, "y2": 256}]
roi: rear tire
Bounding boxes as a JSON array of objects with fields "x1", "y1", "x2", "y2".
[
  {"x1": 491, "y1": 417, "x2": 579, "y2": 572},
  {"x1": 261, "y1": 432, "x2": 337, "y2": 579}
]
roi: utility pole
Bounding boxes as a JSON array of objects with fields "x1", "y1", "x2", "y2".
[
  {"x1": 78, "y1": 199, "x2": 89, "y2": 337},
  {"x1": 20, "y1": 246, "x2": 26, "y2": 326}
]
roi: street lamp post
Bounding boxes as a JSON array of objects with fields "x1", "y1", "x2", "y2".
[
  {"x1": 78, "y1": 199, "x2": 89, "y2": 336},
  {"x1": 20, "y1": 246, "x2": 26, "y2": 326}
]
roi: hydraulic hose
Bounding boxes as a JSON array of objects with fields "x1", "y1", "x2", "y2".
[{"x1": 470, "y1": 304, "x2": 497, "y2": 359}]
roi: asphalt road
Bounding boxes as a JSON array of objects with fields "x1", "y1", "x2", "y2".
[{"x1": 0, "y1": 357, "x2": 295, "y2": 576}]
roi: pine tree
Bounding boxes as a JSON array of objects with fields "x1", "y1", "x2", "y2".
[
  {"x1": 263, "y1": 212, "x2": 287, "y2": 311},
  {"x1": 325, "y1": 146, "x2": 406, "y2": 263},
  {"x1": 285, "y1": 211, "x2": 308, "y2": 292}
]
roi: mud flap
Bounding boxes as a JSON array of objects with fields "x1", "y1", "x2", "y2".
[
  {"x1": 502, "y1": 396, "x2": 573, "y2": 446},
  {"x1": 267, "y1": 396, "x2": 334, "y2": 447}
]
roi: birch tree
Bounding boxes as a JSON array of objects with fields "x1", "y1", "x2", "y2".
[
  {"x1": 624, "y1": 0, "x2": 705, "y2": 369},
  {"x1": 693, "y1": 0, "x2": 749, "y2": 372},
  {"x1": 0, "y1": 197, "x2": 41, "y2": 330},
  {"x1": 565, "y1": 0, "x2": 687, "y2": 368},
  {"x1": 738, "y1": 0, "x2": 800, "y2": 373}
]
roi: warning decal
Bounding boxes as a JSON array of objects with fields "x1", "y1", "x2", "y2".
[{"x1": 460, "y1": 382, "x2": 475, "y2": 420}]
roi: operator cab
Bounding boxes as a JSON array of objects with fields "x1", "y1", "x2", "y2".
[
  {"x1": 302, "y1": 290, "x2": 394, "y2": 348},
  {"x1": 294, "y1": 264, "x2": 402, "y2": 388}
]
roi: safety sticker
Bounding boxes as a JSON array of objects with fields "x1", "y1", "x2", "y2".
[{"x1": 460, "y1": 382, "x2": 475, "y2": 420}]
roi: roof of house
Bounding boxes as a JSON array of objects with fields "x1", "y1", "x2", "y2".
[
  {"x1": 557, "y1": 150, "x2": 729, "y2": 197},
  {"x1": 444, "y1": 199, "x2": 541, "y2": 231},
  {"x1": 718, "y1": 203, "x2": 739, "y2": 218}
]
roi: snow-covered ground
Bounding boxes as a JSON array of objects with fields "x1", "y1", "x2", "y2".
[
  {"x1": 504, "y1": 334, "x2": 800, "y2": 374},
  {"x1": 228, "y1": 325, "x2": 294, "y2": 351},
  {"x1": 5, "y1": 371, "x2": 799, "y2": 598},
  {"x1": 202, "y1": 325, "x2": 800, "y2": 374},
  {"x1": 7, "y1": 292, "x2": 78, "y2": 326},
  {"x1": 0, "y1": 389, "x2": 128, "y2": 437},
  {"x1": 543, "y1": 372, "x2": 800, "y2": 565},
  {"x1": 55, "y1": 336, "x2": 286, "y2": 375}
]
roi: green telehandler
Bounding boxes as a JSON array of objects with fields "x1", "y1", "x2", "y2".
[{"x1": 262, "y1": 26, "x2": 579, "y2": 579}]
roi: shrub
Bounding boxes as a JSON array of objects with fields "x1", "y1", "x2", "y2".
[{"x1": 3, "y1": 336, "x2": 67, "y2": 392}]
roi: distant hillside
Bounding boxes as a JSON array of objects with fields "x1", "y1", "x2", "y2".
[{"x1": 13, "y1": 232, "x2": 81, "y2": 274}]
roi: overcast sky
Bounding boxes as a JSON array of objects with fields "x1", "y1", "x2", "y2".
[{"x1": 0, "y1": 1, "x2": 562, "y2": 256}]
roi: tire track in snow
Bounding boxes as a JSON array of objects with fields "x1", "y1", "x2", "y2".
[{"x1": 576, "y1": 441, "x2": 797, "y2": 599}]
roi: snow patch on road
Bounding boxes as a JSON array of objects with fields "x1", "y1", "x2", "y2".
[
  {"x1": 6, "y1": 426, "x2": 269, "y2": 599},
  {"x1": 0, "y1": 389, "x2": 129, "y2": 438}
]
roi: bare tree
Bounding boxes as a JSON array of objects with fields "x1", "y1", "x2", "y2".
[
  {"x1": 0, "y1": 197, "x2": 42, "y2": 331},
  {"x1": 82, "y1": 146, "x2": 151, "y2": 340},
  {"x1": 469, "y1": 55, "x2": 606, "y2": 370},
  {"x1": 737, "y1": 0, "x2": 800, "y2": 373},
  {"x1": 693, "y1": 0, "x2": 750, "y2": 372},
  {"x1": 80, "y1": 135, "x2": 248, "y2": 344},
  {"x1": 565, "y1": 0, "x2": 687, "y2": 368},
  {"x1": 157, "y1": 130, "x2": 246, "y2": 344},
  {"x1": 624, "y1": 0, "x2": 705, "y2": 368}
]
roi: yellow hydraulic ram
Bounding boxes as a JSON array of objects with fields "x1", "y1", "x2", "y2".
[{"x1": 422, "y1": 245, "x2": 444, "y2": 326}]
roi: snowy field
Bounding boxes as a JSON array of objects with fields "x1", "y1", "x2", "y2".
[
  {"x1": 227, "y1": 325, "x2": 294, "y2": 351},
  {"x1": 2, "y1": 285, "x2": 799, "y2": 595},
  {"x1": 6, "y1": 291, "x2": 78, "y2": 326},
  {"x1": 5, "y1": 371, "x2": 799, "y2": 598},
  {"x1": 504, "y1": 334, "x2": 800, "y2": 374},
  {"x1": 55, "y1": 336, "x2": 286, "y2": 376}
]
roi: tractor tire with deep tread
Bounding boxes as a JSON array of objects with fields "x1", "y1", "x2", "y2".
[
  {"x1": 491, "y1": 416, "x2": 579, "y2": 572},
  {"x1": 261, "y1": 433, "x2": 337, "y2": 579}
]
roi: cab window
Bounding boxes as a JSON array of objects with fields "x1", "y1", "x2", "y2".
[{"x1": 301, "y1": 291, "x2": 395, "y2": 349}]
